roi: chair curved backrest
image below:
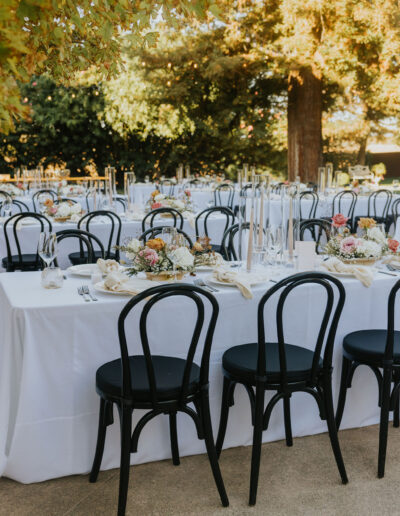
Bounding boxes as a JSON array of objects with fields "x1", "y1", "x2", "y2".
[
  {"x1": 32, "y1": 189, "x2": 57, "y2": 212},
  {"x1": 0, "y1": 199, "x2": 30, "y2": 216},
  {"x1": 299, "y1": 218, "x2": 332, "y2": 254},
  {"x1": 299, "y1": 191, "x2": 319, "y2": 220},
  {"x1": 78, "y1": 210, "x2": 122, "y2": 260},
  {"x1": 221, "y1": 223, "x2": 241, "y2": 261},
  {"x1": 213, "y1": 184, "x2": 235, "y2": 209},
  {"x1": 158, "y1": 180, "x2": 175, "y2": 196},
  {"x1": 141, "y1": 207, "x2": 184, "y2": 232},
  {"x1": 367, "y1": 189, "x2": 392, "y2": 219},
  {"x1": 117, "y1": 283, "x2": 219, "y2": 405},
  {"x1": 195, "y1": 207, "x2": 235, "y2": 243},
  {"x1": 331, "y1": 191, "x2": 358, "y2": 220},
  {"x1": 139, "y1": 225, "x2": 193, "y2": 248},
  {"x1": 385, "y1": 279, "x2": 400, "y2": 361},
  {"x1": 257, "y1": 271, "x2": 346, "y2": 387},
  {"x1": 392, "y1": 198, "x2": 400, "y2": 232},
  {"x1": 55, "y1": 228, "x2": 104, "y2": 266},
  {"x1": 0, "y1": 190, "x2": 13, "y2": 202},
  {"x1": 3, "y1": 212, "x2": 53, "y2": 269},
  {"x1": 113, "y1": 196, "x2": 127, "y2": 212},
  {"x1": 188, "y1": 179, "x2": 202, "y2": 187}
]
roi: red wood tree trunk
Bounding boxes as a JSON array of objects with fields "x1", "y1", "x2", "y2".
[{"x1": 287, "y1": 67, "x2": 322, "y2": 183}]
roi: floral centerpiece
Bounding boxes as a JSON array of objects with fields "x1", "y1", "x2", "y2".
[
  {"x1": 326, "y1": 215, "x2": 387, "y2": 264},
  {"x1": 147, "y1": 189, "x2": 193, "y2": 214},
  {"x1": 118, "y1": 237, "x2": 195, "y2": 280},
  {"x1": 57, "y1": 180, "x2": 86, "y2": 196},
  {"x1": 1, "y1": 183, "x2": 25, "y2": 197},
  {"x1": 43, "y1": 199, "x2": 84, "y2": 222}
]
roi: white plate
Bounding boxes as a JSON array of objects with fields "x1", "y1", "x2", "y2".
[{"x1": 205, "y1": 274, "x2": 269, "y2": 288}]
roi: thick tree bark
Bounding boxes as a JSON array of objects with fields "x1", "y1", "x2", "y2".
[
  {"x1": 357, "y1": 137, "x2": 368, "y2": 165},
  {"x1": 287, "y1": 67, "x2": 322, "y2": 183}
]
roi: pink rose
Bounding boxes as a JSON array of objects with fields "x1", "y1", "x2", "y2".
[
  {"x1": 138, "y1": 248, "x2": 159, "y2": 266},
  {"x1": 340, "y1": 236, "x2": 359, "y2": 255},
  {"x1": 49, "y1": 207, "x2": 58, "y2": 215},
  {"x1": 388, "y1": 239, "x2": 400, "y2": 253},
  {"x1": 331, "y1": 213, "x2": 349, "y2": 228},
  {"x1": 184, "y1": 189, "x2": 191, "y2": 197}
]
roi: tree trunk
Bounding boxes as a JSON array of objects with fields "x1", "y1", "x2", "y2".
[
  {"x1": 287, "y1": 67, "x2": 322, "y2": 183},
  {"x1": 357, "y1": 137, "x2": 367, "y2": 165}
]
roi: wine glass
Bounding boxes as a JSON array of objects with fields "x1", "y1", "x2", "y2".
[
  {"x1": 268, "y1": 226, "x2": 283, "y2": 266},
  {"x1": 38, "y1": 232, "x2": 57, "y2": 268},
  {"x1": 161, "y1": 226, "x2": 177, "y2": 247},
  {"x1": 2, "y1": 199, "x2": 12, "y2": 218}
]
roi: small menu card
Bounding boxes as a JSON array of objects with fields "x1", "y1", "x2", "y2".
[{"x1": 295, "y1": 241, "x2": 317, "y2": 271}]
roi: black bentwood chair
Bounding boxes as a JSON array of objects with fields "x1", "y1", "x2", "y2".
[
  {"x1": 32, "y1": 189, "x2": 57, "y2": 212},
  {"x1": 213, "y1": 183, "x2": 235, "y2": 209},
  {"x1": 215, "y1": 272, "x2": 348, "y2": 505},
  {"x1": 56, "y1": 229, "x2": 105, "y2": 265},
  {"x1": 299, "y1": 191, "x2": 319, "y2": 220},
  {"x1": 353, "y1": 189, "x2": 393, "y2": 233},
  {"x1": 2, "y1": 212, "x2": 53, "y2": 271},
  {"x1": 141, "y1": 207, "x2": 184, "y2": 232},
  {"x1": 55, "y1": 229, "x2": 98, "y2": 266},
  {"x1": 67, "y1": 210, "x2": 122, "y2": 263},
  {"x1": 336, "y1": 279, "x2": 400, "y2": 478},
  {"x1": 195, "y1": 207, "x2": 235, "y2": 254},
  {"x1": 89, "y1": 284, "x2": 229, "y2": 515},
  {"x1": 300, "y1": 218, "x2": 332, "y2": 255}
]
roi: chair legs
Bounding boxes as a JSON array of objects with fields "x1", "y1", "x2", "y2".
[
  {"x1": 249, "y1": 385, "x2": 265, "y2": 506},
  {"x1": 90, "y1": 398, "x2": 114, "y2": 483},
  {"x1": 200, "y1": 391, "x2": 229, "y2": 507},
  {"x1": 393, "y1": 371, "x2": 400, "y2": 428},
  {"x1": 283, "y1": 396, "x2": 293, "y2": 447},
  {"x1": 378, "y1": 368, "x2": 392, "y2": 478},
  {"x1": 117, "y1": 405, "x2": 133, "y2": 516},
  {"x1": 335, "y1": 356, "x2": 352, "y2": 430},
  {"x1": 169, "y1": 412, "x2": 180, "y2": 466},
  {"x1": 216, "y1": 376, "x2": 234, "y2": 457},
  {"x1": 322, "y1": 374, "x2": 348, "y2": 484}
]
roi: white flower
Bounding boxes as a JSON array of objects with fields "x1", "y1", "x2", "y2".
[
  {"x1": 154, "y1": 194, "x2": 166, "y2": 202},
  {"x1": 127, "y1": 238, "x2": 141, "y2": 253},
  {"x1": 173, "y1": 200, "x2": 185, "y2": 211},
  {"x1": 357, "y1": 239, "x2": 382, "y2": 258},
  {"x1": 367, "y1": 226, "x2": 386, "y2": 244},
  {"x1": 70, "y1": 203, "x2": 82, "y2": 214},
  {"x1": 56, "y1": 203, "x2": 71, "y2": 217},
  {"x1": 169, "y1": 246, "x2": 194, "y2": 269}
]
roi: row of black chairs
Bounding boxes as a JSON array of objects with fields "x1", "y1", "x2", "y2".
[{"x1": 89, "y1": 271, "x2": 400, "y2": 514}]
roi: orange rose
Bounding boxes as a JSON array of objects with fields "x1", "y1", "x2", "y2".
[
  {"x1": 44, "y1": 198, "x2": 53, "y2": 207},
  {"x1": 146, "y1": 238, "x2": 165, "y2": 251},
  {"x1": 388, "y1": 239, "x2": 400, "y2": 253},
  {"x1": 358, "y1": 217, "x2": 376, "y2": 230},
  {"x1": 151, "y1": 190, "x2": 160, "y2": 198}
]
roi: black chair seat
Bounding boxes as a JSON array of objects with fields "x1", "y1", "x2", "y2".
[
  {"x1": 96, "y1": 355, "x2": 200, "y2": 402},
  {"x1": 2, "y1": 253, "x2": 40, "y2": 269},
  {"x1": 343, "y1": 330, "x2": 400, "y2": 363},
  {"x1": 222, "y1": 342, "x2": 322, "y2": 384},
  {"x1": 68, "y1": 250, "x2": 115, "y2": 265}
]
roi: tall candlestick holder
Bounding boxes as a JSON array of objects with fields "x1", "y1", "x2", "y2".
[{"x1": 124, "y1": 171, "x2": 136, "y2": 212}]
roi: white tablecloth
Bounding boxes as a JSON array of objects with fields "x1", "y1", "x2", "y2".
[{"x1": 0, "y1": 269, "x2": 396, "y2": 483}]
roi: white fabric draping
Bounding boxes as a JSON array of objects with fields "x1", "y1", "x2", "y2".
[{"x1": 0, "y1": 270, "x2": 397, "y2": 483}]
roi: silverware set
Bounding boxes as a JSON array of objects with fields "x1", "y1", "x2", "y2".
[
  {"x1": 77, "y1": 285, "x2": 98, "y2": 302},
  {"x1": 193, "y1": 278, "x2": 219, "y2": 293}
]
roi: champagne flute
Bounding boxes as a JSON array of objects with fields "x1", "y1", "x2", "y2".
[
  {"x1": 2, "y1": 199, "x2": 12, "y2": 218},
  {"x1": 38, "y1": 232, "x2": 57, "y2": 268}
]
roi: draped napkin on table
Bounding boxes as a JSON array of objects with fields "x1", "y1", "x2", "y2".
[
  {"x1": 212, "y1": 267, "x2": 269, "y2": 299},
  {"x1": 381, "y1": 255, "x2": 400, "y2": 269},
  {"x1": 103, "y1": 271, "x2": 159, "y2": 295},
  {"x1": 96, "y1": 258, "x2": 120, "y2": 274},
  {"x1": 321, "y1": 257, "x2": 374, "y2": 287}
]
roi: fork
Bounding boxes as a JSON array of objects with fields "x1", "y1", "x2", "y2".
[
  {"x1": 194, "y1": 278, "x2": 219, "y2": 293},
  {"x1": 77, "y1": 286, "x2": 90, "y2": 302},
  {"x1": 83, "y1": 285, "x2": 98, "y2": 301}
]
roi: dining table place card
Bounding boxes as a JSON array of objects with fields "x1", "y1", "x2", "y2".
[{"x1": 295, "y1": 241, "x2": 317, "y2": 270}]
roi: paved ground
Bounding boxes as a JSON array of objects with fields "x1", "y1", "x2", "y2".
[{"x1": 1, "y1": 424, "x2": 399, "y2": 515}]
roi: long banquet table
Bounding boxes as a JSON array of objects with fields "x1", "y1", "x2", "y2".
[{"x1": 0, "y1": 268, "x2": 397, "y2": 483}]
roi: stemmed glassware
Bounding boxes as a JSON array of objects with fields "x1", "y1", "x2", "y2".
[
  {"x1": 38, "y1": 232, "x2": 57, "y2": 268},
  {"x1": 267, "y1": 226, "x2": 283, "y2": 266},
  {"x1": 2, "y1": 199, "x2": 12, "y2": 218}
]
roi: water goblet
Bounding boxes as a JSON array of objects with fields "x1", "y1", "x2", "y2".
[{"x1": 38, "y1": 232, "x2": 57, "y2": 268}]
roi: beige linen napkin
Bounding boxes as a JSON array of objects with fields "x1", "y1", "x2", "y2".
[
  {"x1": 97, "y1": 258, "x2": 120, "y2": 274},
  {"x1": 182, "y1": 211, "x2": 195, "y2": 228},
  {"x1": 381, "y1": 255, "x2": 400, "y2": 268},
  {"x1": 103, "y1": 271, "x2": 158, "y2": 294},
  {"x1": 321, "y1": 257, "x2": 374, "y2": 287},
  {"x1": 212, "y1": 267, "x2": 268, "y2": 299}
]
